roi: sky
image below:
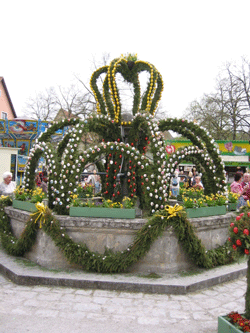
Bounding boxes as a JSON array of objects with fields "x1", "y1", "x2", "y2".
[{"x1": 2, "y1": 0, "x2": 250, "y2": 119}]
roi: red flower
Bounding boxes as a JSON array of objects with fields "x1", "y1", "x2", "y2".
[
  {"x1": 244, "y1": 229, "x2": 249, "y2": 236},
  {"x1": 239, "y1": 319, "x2": 245, "y2": 327},
  {"x1": 248, "y1": 212, "x2": 250, "y2": 217},
  {"x1": 236, "y1": 216, "x2": 241, "y2": 221},
  {"x1": 230, "y1": 222, "x2": 234, "y2": 228},
  {"x1": 233, "y1": 227, "x2": 239, "y2": 234},
  {"x1": 245, "y1": 249, "x2": 250, "y2": 255},
  {"x1": 236, "y1": 239, "x2": 242, "y2": 246},
  {"x1": 232, "y1": 244, "x2": 237, "y2": 250},
  {"x1": 240, "y1": 213, "x2": 245, "y2": 217},
  {"x1": 228, "y1": 237, "x2": 231, "y2": 242}
]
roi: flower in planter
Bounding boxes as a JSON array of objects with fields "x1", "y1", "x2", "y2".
[
  {"x1": 14, "y1": 186, "x2": 31, "y2": 201},
  {"x1": 183, "y1": 197, "x2": 196, "y2": 208},
  {"x1": 227, "y1": 312, "x2": 250, "y2": 331},
  {"x1": 77, "y1": 183, "x2": 94, "y2": 198},
  {"x1": 122, "y1": 196, "x2": 135, "y2": 209},
  {"x1": 197, "y1": 197, "x2": 206, "y2": 207},
  {"x1": 205, "y1": 194, "x2": 217, "y2": 207},
  {"x1": 110, "y1": 202, "x2": 123, "y2": 209},
  {"x1": 214, "y1": 193, "x2": 227, "y2": 206},
  {"x1": 228, "y1": 191, "x2": 240, "y2": 203},
  {"x1": 82, "y1": 200, "x2": 96, "y2": 208},
  {"x1": 0, "y1": 195, "x2": 12, "y2": 206},
  {"x1": 70, "y1": 194, "x2": 82, "y2": 207},
  {"x1": 185, "y1": 187, "x2": 204, "y2": 199},
  {"x1": 102, "y1": 199, "x2": 113, "y2": 208},
  {"x1": 30, "y1": 187, "x2": 46, "y2": 203}
]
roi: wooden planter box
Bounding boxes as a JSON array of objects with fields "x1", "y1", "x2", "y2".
[
  {"x1": 186, "y1": 205, "x2": 227, "y2": 218},
  {"x1": 13, "y1": 199, "x2": 37, "y2": 213},
  {"x1": 218, "y1": 316, "x2": 242, "y2": 332},
  {"x1": 227, "y1": 202, "x2": 237, "y2": 211},
  {"x1": 69, "y1": 207, "x2": 136, "y2": 219}
]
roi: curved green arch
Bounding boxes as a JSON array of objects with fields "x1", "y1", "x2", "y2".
[
  {"x1": 167, "y1": 146, "x2": 220, "y2": 194},
  {"x1": 159, "y1": 118, "x2": 226, "y2": 193}
]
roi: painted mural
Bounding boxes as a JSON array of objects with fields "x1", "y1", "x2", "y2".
[{"x1": 165, "y1": 140, "x2": 250, "y2": 156}]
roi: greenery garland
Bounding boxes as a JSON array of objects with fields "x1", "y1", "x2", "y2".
[
  {"x1": 167, "y1": 146, "x2": 221, "y2": 195},
  {"x1": 22, "y1": 113, "x2": 228, "y2": 215},
  {"x1": 23, "y1": 113, "x2": 170, "y2": 214},
  {"x1": 0, "y1": 198, "x2": 234, "y2": 273},
  {"x1": 90, "y1": 55, "x2": 164, "y2": 122},
  {"x1": 159, "y1": 118, "x2": 226, "y2": 193}
]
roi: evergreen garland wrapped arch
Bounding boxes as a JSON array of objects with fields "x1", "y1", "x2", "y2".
[
  {"x1": 167, "y1": 146, "x2": 221, "y2": 194},
  {"x1": 159, "y1": 118, "x2": 227, "y2": 193},
  {"x1": 90, "y1": 55, "x2": 164, "y2": 122}
]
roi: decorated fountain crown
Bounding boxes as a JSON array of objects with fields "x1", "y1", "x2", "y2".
[{"x1": 90, "y1": 53, "x2": 164, "y2": 124}]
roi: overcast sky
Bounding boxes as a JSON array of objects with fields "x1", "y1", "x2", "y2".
[{"x1": 2, "y1": 0, "x2": 250, "y2": 119}]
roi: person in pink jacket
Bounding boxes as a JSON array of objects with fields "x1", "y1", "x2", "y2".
[{"x1": 230, "y1": 172, "x2": 249, "y2": 210}]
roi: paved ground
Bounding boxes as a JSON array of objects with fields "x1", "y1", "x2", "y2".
[{"x1": 0, "y1": 272, "x2": 247, "y2": 333}]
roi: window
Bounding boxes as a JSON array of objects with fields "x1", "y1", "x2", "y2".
[{"x1": 1, "y1": 112, "x2": 7, "y2": 120}]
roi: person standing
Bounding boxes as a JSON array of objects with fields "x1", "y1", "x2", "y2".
[
  {"x1": 171, "y1": 171, "x2": 180, "y2": 197},
  {"x1": 193, "y1": 176, "x2": 204, "y2": 190},
  {"x1": 241, "y1": 173, "x2": 250, "y2": 201},
  {"x1": 230, "y1": 172, "x2": 249, "y2": 210}
]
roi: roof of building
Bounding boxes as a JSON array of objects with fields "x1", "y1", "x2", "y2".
[
  {"x1": 0, "y1": 77, "x2": 17, "y2": 118},
  {"x1": 54, "y1": 109, "x2": 79, "y2": 121}
]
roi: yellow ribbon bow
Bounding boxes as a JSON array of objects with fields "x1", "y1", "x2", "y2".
[
  {"x1": 165, "y1": 204, "x2": 183, "y2": 219},
  {"x1": 30, "y1": 202, "x2": 46, "y2": 228}
]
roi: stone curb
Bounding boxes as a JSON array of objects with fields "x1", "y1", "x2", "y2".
[{"x1": 0, "y1": 252, "x2": 247, "y2": 295}]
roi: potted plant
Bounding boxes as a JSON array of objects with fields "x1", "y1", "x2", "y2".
[
  {"x1": 69, "y1": 196, "x2": 136, "y2": 218},
  {"x1": 76, "y1": 183, "x2": 95, "y2": 199},
  {"x1": 219, "y1": 207, "x2": 250, "y2": 332},
  {"x1": 228, "y1": 192, "x2": 239, "y2": 211},
  {"x1": 183, "y1": 193, "x2": 227, "y2": 218},
  {"x1": 13, "y1": 186, "x2": 46, "y2": 212}
]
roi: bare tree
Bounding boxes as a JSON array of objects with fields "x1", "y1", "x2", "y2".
[
  {"x1": 24, "y1": 87, "x2": 57, "y2": 121},
  {"x1": 23, "y1": 83, "x2": 95, "y2": 121},
  {"x1": 184, "y1": 57, "x2": 250, "y2": 140}
]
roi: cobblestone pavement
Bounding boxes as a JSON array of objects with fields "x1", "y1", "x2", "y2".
[{"x1": 0, "y1": 274, "x2": 246, "y2": 333}]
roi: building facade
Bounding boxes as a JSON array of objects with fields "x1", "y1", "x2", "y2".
[{"x1": 0, "y1": 77, "x2": 17, "y2": 120}]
